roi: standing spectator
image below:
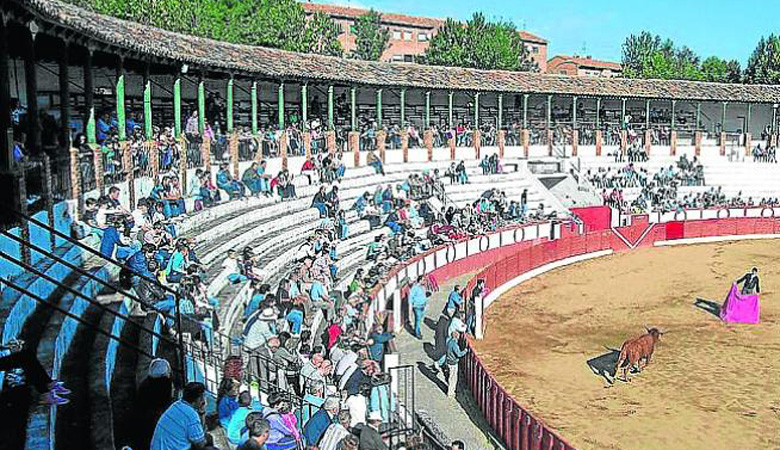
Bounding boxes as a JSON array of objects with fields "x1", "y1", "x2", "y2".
[
  {"x1": 150, "y1": 382, "x2": 209, "y2": 450},
  {"x1": 438, "y1": 331, "x2": 468, "y2": 398},
  {"x1": 367, "y1": 324, "x2": 394, "y2": 363},
  {"x1": 409, "y1": 276, "x2": 428, "y2": 339},
  {"x1": 132, "y1": 358, "x2": 173, "y2": 450},
  {"x1": 217, "y1": 377, "x2": 241, "y2": 429},
  {"x1": 359, "y1": 411, "x2": 388, "y2": 450},
  {"x1": 442, "y1": 285, "x2": 463, "y2": 318}
]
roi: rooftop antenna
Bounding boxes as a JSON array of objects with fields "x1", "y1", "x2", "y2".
[{"x1": 581, "y1": 41, "x2": 588, "y2": 57}]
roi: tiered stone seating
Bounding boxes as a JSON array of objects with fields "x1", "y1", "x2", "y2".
[{"x1": 698, "y1": 156, "x2": 780, "y2": 200}]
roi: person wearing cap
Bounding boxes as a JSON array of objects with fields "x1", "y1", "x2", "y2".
[
  {"x1": 244, "y1": 306, "x2": 278, "y2": 350},
  {"x1": 359, "y1": 411, "x2": 388, "y2": 450}
]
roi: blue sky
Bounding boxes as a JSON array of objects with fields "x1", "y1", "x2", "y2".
[{"x1": 309, "y1": 0, "x2": 775, "y2": 65}]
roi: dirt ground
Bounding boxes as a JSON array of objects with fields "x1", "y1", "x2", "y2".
[{"x1": 474, "y1": 240, "x2": 780, "y2": 450}]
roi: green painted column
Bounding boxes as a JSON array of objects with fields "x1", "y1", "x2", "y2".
[
  {"x1": 568, "y1": 98, "x2": 577, "y2": 132},
  {"x1": 400, "y1": 88, "x2": 406, "y2": 126},
  {"x1": 595, "y1": 97, "x2": 601, "y2": 129},
  {"x1": 721, "y1": 102, "x2": 728, "y2": 131},
  {"x1": 251, "y1": 81, "x2": 258, "y2": 134},
  {"x1": 301, "y1": 84, "x2": 308, "y2": 131},
  {"x1": 772, "y1": 105, "x2": 777, "y2": 134},
  {"x1": 173, "y1": 76, "x2": 182, "y2": 137},
  {"x1": 84, "y1": 51, "x2": 96, "y2": 144},
  {"x1": 671, "y1": 100, "x2": 676, "y2": 130},
  {"x1": 425, "y1": 91, "x2": 431, "y2": 129},
  {"x1": 143, "y1": 75, "x2": 152, "y2": 140},
  {"x1": 350, "y1": 86, "x2": 357, "y2": 131},
  {"x1": 497, "y1": 93, "x2": 503, "y2": 129},
  {"x1": 746, "y1": 103, "x2": 752, "y2": 133},
  {"x1": 197, "y1": 77, "x2": 205, "y2": 135},
  {"x1": 115, "y1": 63, "x2": 126, "y2": 141},
  {"x1": 645, "y1": 99, "x2": 651, "y2": 129},
  {"x1": 277, "y1": 82, "x2": 285, "y2": 130},
  {"x1": 474, "y1": 92, "x2": 480, "y2": 126},
  {"x1": 696, "y1": 102, "x2": 701, "y2": 129},
  {"x1": 226, "y1": 77, "x2": 234, "y2": 133},
  {"x1": 448, "y1": 91, "x2": 454, "y2": 129},
  {"x1": 546, "y1": 94, "x2": 552, "y2": 129},
  {"x1": 327, "y1": 85, "x2": 334, "y2": 131},
  {"x1": 621, "y1": 98, "x2": 627, "y2": 130},
  {"x1": 522, "y1": 94, "x2": 529, "y2": 129},
  {"x1": 376, "y1": 89, "x2": 383, "y2": 127}
]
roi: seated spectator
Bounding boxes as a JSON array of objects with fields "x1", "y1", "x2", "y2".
[
  {"x1": 237, "y1": 417, "x2": 271, "y2": 450},
  {"x1": 217, "y1": 377, "x2": 241, "y2": 430},
  {"x1": 367, "y1": 150, "x2": 385, "y2": 175},
  {"x1": 263, "y1": 392, "x2": 300, "y2": 450},
  {"x1": 217, "y1": 162, "x2": 246, "y2": 199},
  {"x1": 150, "y1": 382, "x2": 208, "y2": 450},
  {"x1": 223, "y1": 249, "x2": 247, "y2": 284},
  {"x1": 0, "y1": 339, "x2": 71, "y2": 406},
  {"x1": 227, "y1": 391, "x2": 256, "y2": 445}
]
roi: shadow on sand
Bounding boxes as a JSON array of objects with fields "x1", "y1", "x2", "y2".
[
  {"x1": 694, "y1": 297, "x2": 722, "y2": 319},
  {"x1": 586, "y1": 350, "x2": 620, "y2": 383},
  {"x1": 416, "y1": 361, "x2": 447, "y2": 394}
]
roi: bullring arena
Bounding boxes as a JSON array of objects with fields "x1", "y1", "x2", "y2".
[
  {"x1": 476, "y1": 239, "x2": 780, "y2": 450},
  {"x1": 4, "y1": 0, "x2": 780, "y2": 449}
]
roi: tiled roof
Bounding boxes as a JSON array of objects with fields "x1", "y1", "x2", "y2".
[
  {"x1": 13, "y1": 0, "x2": 780, "y2": 103},
  {"x1": 300, "y1": 2, "x2": 548, "y2": 43},
  {"x1": 549, "y1": 56, "x2": 622, "y2": 71}
]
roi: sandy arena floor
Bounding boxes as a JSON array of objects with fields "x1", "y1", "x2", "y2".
[{"x1": 474, "y1": 240, "x2": 780, "y2": 450}]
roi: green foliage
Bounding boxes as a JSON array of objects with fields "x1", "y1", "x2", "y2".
[
  {"x1": 701, "y1": 57, "x2": 742, "y2": 83},
  {"x1": 70, "y1": 0, "x2": 342, "y2": 56},
  {"x1": 622, "y1": 32, "x2": 742, "y2": 83},
  {"x1": 744, "y1": 35, "x2": 780, "y2": 84},
  {"x1": 423, "y1": 13, "x2": 537, "y2": 72},
  {"x1": 351, "y1": 9, "x2": 390, "y2": 61}
]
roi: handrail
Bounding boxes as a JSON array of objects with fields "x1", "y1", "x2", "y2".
[
  {"x1": 0, "y1": 251, "x2": 178, "y2": 351},
  {"x1": 1, "y1": 277, "x2": 157, "y2": 363}
]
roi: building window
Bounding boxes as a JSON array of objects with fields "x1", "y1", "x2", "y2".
[
  {"x1": 404, "y1": 55, "x2": 414, "y2": 62},
  {"x1": 418, "y1": 32, "x2": 428, "y2": 42},
  {"x1": 404, "y1": 31, "x2": 413, "y2": 41},
  {"x1": 532, "y1": 46, "x2": 539, "y2": 54},
  {"x1": 393, "y1": 30, "x2": 402, "y2": 40},
  {"x1": 392, "y1": 55, "x2": 405, "y2": 62}
]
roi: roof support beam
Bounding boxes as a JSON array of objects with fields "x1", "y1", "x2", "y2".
[
  {"x1": 350, "y1": 86, "x2": 356, "y2": 131},
  {"x1": 0, "y1": 19, "x2": 11, "y2": 171},
  {"x1": 498, "y1": 93, "x2": 503, "y2": 130},
  {"x1": 620, "y1": 98, "x2": 627, "y2": 130},
  {"x1": 300, "y1": 84, "x2": 307, "y2": 131},
  {"x1": 425, "y1": 91, "x2": 431, "y2": 129},
  {"x1": 595, "y1": 97, "x2": 601, "y2": 129},
  {"x1": 327, "y1": 85, "x2": 334, "y2": 131},
  {"x1": 400, "y1": 88, "x2": 406, "y2": 126},
  {"x1": 25, "y1": 27, "x2": 41, "y2": 153},
  {"x1": 671, "y1": 100, "x2": 676, "y2": 131},
  {"x1": 474, "y1": 92, "x2": 481, "y2": 127},
  {"x1": 721, "y1": 101, "x2": 728, "y2": 132},
  {"x1": 376, "y1": 89, "x2": 382, "y2": 128},
  {"x1": 173, "y1": 74, "x2": 181, "y2": 137},
  {"x1": 448, "y1": 91, "x2": 454, "y2": 130},
  {"x1": 226, "y1": 76, "x2": 234, "y2": 133},
  {"x1": 278, "y1": 82, "x2": 285, "y2": 130},
  {"x1": 546, "y1": 94, "x2": 552, "y2": 129},
  {"x1": 572, "y1": 96, "x2": 577, "y2": 128},
  {"x1": 143, "y1": 63, "x2": 152, "y2": 141},
  {"x1": 58, "y1": 40, "x2": 71, "y2": 150},
  {"x1": 645, "y1": 99, "x2": 651, "y2": 129},
  {"x1": 522, "y1": 94, "x2": 528, "y2": 129},
  {"x1": 197, "y1": 74, "x2": 205, "y2": 135},
  {"x1": 84, "y1": 48, "x2": 96, "y2": 144}
]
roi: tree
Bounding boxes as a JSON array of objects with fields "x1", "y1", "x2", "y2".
[
  {"x1": 305, "y1": 11, "x2": 343, "y2": 57},
  {"x1": 745, "y1": 35, "x2": 780, "y2": 84},
  {"x1": 621, "y1": 31, "x2": 661, "y2": 78},
  {"x1": 351, "y1": 9, "x2": 390, "y2": 61},
  {"x1": 701, "y1": 57, "x2": 742, "y2": 83},
  {"x1": 423, "y1": 13, "x2": 537, "y2": 72}
]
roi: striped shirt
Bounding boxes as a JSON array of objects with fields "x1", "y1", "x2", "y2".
[{"x1": 150, "y1": 400, "x2": 205, "y2": 450}]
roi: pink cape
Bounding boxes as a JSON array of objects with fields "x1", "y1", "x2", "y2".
[{"x1": 720, "y1": 283, "x2": 760, "y2": 324}]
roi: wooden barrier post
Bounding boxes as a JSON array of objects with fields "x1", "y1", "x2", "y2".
[
  {"x1": 546, "y1": 129, "x2": 554, "y2": 156},
  {"x1": 645, "y1": 129, "x2": 652, "y2": 156},
  {"x1": 497, "y1": 130, "x2": 506, "y2": 158},
  {"x1": 279, "y1": 130, "x2": 288, "y2": 171},
  {"x1": 522, "y1": 129, "x2": 529, "y2": 158},
  {"x1": 424, "y1": 129, "x2": 434, "y2": 161},
  {"x1": 401, "y1": 130, "x2": 409, "y2": 163},
  {"x1": 670, "y1": 130, "x2": 677, "y2": 156},
  {"x1": 42, "y1": 154, "x2": 55, "y2": 249},
  {"x1": 744, "y1": 132, "x2": 752, "y2": 156},
  {"x1": 449, "y1": 131, "x2": 456, "y2": 160},
  {"x1": 694, "y1": 131, "x2": 702, "y2": 156},
  {"x1": 303, "y1": 131, "x2": 312, "y2": 160},
  {"x1": 620, "y1": 130, "x2": 628, "y2": 155},
  {"x1": 122, "y1": 141, "x2": 135, "y2": 209},
  {"x1": 349, "y1": 131, "x2": 360, "y2": 167},
  {"x1": 69, "y1": 146, "x2": 82, "y2": 221},
  {"x1": 325, "y1": 130, "x2": 336, "y2": 156},
  {"x1": 178, "y1": 136, "x2": 188, "y2": 195},
  {"x1": 474, "y1": 130, "x2": 482, "y2": 159},
  {"x1": 719, "y1": 132, "x2": 726, "y2": 156},
  {"x1": 571, "y1": 130, "x2": 578, "y2": 157},
  {"x1": 376, "y1": 130, "x2": 387, "y2": 163},
  {"x1": 149, "y1": 141, "x2": 159, "y2": 181},
  {"x1": 202, "y1": 138, "x2": 211, "y2": 173},
  {"x1": 93, "y1": 143, "x2": 104, "y2": 195},
  {"x1": 230, "y1": 133, "x2": 240, "y2": 179},
  {"x1": 595, "y1": 130, "x2": 603, "y2": 156}
]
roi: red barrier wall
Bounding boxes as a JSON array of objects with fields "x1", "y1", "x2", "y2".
[{"x1": 461, "y1": 216, "x2": 780, "y2": 450}]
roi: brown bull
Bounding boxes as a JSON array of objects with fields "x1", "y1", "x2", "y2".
[{"x1": 614, "y1": 327, "x2": 664, "y2": 382}]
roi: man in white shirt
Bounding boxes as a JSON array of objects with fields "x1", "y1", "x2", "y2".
[
  {"x1": 150, "y1": 382, "x2": 209, "y2": 450},
  {"x1": 344, "y1": 383, "x2": 370, "y2": 428}
]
